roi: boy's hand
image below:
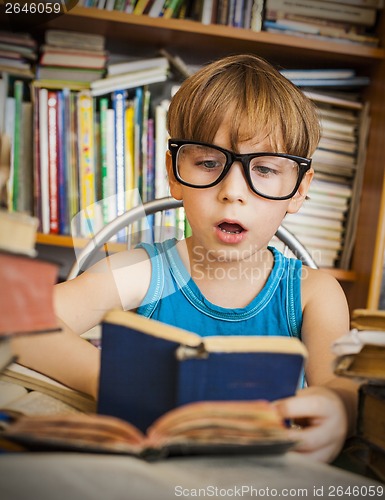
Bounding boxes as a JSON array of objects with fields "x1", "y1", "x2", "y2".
[{"x1": 274, "y1": 386, "x2": 349, "y2": 463}]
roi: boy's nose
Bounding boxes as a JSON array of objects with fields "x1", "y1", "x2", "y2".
[{"x1": 217, "y1": 162, "x2": 249, "y2": 203}]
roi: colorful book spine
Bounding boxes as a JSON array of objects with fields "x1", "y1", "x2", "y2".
[
  {"x1": 47, "y1": 90, "x2": 59, "y2": 234},
  {"x1": 106, "y1": 107, "x2": 117, "y2": 224},
  {"x1": 124, "y1": 102, "x2": 135, "y2": 210},
  {"x1": 11, "y1": 80, "x2": 23, "y2": 212},
  {"x1": 68, "y1": 91, "x2": 79, "y2": 232},
  {"x1": 31, "y1": 86, "x2": 41, "y2": 231},
  {"x1": 38, "y1": 88, "x2": 50, "y2": 234},
  {"x1": 77, "y1": 91, "x2": 96, "y2": 237},
  {"x1": 57, "y1": 90, "x2": 69, "y2": 235},
  {"x1": 112, "y1": 89, "x2": 127, "y2": 217},
  {"x1": 99, "y1": 97, "x2": 109, "y2": 224}
]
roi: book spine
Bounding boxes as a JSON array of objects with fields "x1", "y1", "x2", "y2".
[
  {"x1": 232, "y1": 0, "x2": 244, "y2": 27},
  {"x1": 112, "y1": 89, "x2": 127, "y2": 217},
  {"x1": 154, "y1": 100, "x2": 169, "y2": 200},
  {"x1": 322, "y1": 0, "x2": 383, "y2": 8},
  {"x1": 38, "y1": 88, "x2": 50, "y2": 234},
  {"x1": 12, "y1": 80, "x2": 23, "y2": 212},
  {"x1": 57, "y1": 90, "x2": 69, "y2": 235},
  {"x1": 0, "y1": 72, "x2": 9, "y2": 135},
  {"x1": 265, "y1": 0, "x2": 377, "y2": 26},
  {"x1": 133, "y1": 0, "x2": 150, "y2": 14},
  {"x1": 124, "y1": 102, "x2": 135, "y2": 210},
  {"x1": 99, "y1": 97, "x2": 109, "y2": 224},
  {"x1": 148, "y1": 0, "x2": 166, "y2": 16},
  {"x1": 18, "y1": 101, "x2": 33, "y2": 214},
  {"x1": 77, "y1": 91, "x2": 96, "y2": 237},
  {"x1": 134, "y1": 87, "x2": 144, "y2": 200},
  {"x1": 47, "y1": 91, "x2": 59, "y2": 234},
  {"x1": 141, "y1": 88, "x2": 151, "y2": 203},
  {"x1": 68, "y1": 91, "x2": 79, "y2": 230},
  {"x1": 32, "y1": 86, "x2": 42, "y2": 230},
  {"x1": 358, "y1": 385, "x2": 385, "y2": 451}
]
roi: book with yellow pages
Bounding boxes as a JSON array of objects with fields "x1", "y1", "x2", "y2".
[{"x1": 1, "y1": 400, "x2": 295, "y2": 458}]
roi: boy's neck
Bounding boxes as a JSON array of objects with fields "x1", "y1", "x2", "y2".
[{"x1": 176, "y1": 238, "x2": 275, "y2": 308}]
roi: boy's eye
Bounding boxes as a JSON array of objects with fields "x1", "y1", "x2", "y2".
[
  {"x1": 252, "y1": 165, "x2": 277, "y2": 176},
  {"x1": 197, "y1": 159, "x2": 222, "y2": 169}
]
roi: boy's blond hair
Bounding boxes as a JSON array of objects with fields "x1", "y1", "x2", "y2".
[{"x1": 167, "y1": 54, "x2": 321, "y2": 157}]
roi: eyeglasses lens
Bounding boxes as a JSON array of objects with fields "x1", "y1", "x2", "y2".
[{"x1": 176, "y1": 144, "x2": 300, "y2": 198}]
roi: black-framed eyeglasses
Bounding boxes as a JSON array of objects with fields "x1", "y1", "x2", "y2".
[{"x1": 168, "y1": 139, "x2": 312, "y2": 201}]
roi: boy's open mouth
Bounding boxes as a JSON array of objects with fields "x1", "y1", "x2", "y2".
[{"x1": 218, "y1": 222, "x2": 245, "y2": 235}]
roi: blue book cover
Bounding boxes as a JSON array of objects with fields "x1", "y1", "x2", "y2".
[{"x1": 98, "y1": 311, "x2": 307, "y2": 432}]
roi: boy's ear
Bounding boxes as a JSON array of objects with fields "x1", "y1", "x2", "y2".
[
  {"x1": 166, "y1": 150, "x2": 183, "y2": 200},
  {"x1": 287, "y1": 168, "x2": 314, "y2": 214}
]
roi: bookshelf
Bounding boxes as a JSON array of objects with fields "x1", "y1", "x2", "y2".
[{"x1": 8, "y1": 6, "x2": 385, "y2": 308}]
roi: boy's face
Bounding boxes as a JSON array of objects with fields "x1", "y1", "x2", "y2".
[{"x1": 167, "y1": 123, "x2": 313, "y2": 262}]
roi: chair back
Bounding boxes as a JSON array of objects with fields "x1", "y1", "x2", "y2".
[{"x1": 67, "y1": 197, "x2": 317, "y2": 280}]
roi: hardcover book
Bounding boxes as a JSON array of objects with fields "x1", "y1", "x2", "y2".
[{"x1": 98, "y1": 310, "x2": 307, "y2": 432}]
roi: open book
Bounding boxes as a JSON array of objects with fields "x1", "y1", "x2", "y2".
[
  {"x1": 0, "y1": 363, "x2": 96, "y2": 413},
  {"x1": 0, "y1": 380, "x2": 82, "y2": 416},
  {"x1": 1, "y1": 400, "x2": 295, "y2": 458},
  {"x1": 98, "y1": 310, "x2": 307, "y2": 432}
]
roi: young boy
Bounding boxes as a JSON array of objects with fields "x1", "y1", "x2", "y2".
[{"x1": 13, "y1": 54, "x2": 357, "y2": 463}]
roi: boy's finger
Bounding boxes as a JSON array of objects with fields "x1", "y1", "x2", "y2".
[{"x1": 274, "y1": 396, "x2": 328, "y2": 419}]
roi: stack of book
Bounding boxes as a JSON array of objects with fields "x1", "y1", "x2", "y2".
[
  {"x1": 36, "y1": 30, "x2": 107, "y2": 85},
  {"x1": 0, "y1": 210, "x2": 58, "y2": 370},
  {"x1": 280, "y1": 81, "x2": 369, "y2": 269},
  {"x1": 0, "y1": 209, "x2": 95, "y2": 426},
  {"x1": 332, "y1": 309, "x2": 385, "y2": 482},
  {"x1": 264, "y1": 0, "x2": 382, "y2": 47},
  {"x1": 0, "y1": 31, "x2": 37, "y2": 78},
  {"x1": 91, "y1": 56, "x2": 169, "y2": 96}
]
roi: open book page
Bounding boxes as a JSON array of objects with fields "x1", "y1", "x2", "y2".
[
  {"x1": 0, "y1": 380, "x2": 82, "y2": 416},
  {"x1": 2, "y1": 390, "x2": 81, "y2": 416},
  {"x1": 0, "y1": 380, "x2": 28, "y2": 407},
  {"x1": 146, "y1": 401, "x2": 288, "y2": 447},
  {"x1": 0, "y1": 363, "x2": 96, "y2": 413}
]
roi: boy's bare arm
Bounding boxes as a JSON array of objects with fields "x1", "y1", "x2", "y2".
[
  {"x1": 11, "y1": 248, "x2": 152, "y2": 397},
  {"x1": 275, "y1": 269, "x2": 357, "y2": 462},
  {"x1": 11, "y1": 319, "x2": 100, "y2": 399},
  {"x1": 55, "y1": 248, "x2": 152, "y2": 335},
  {"x1": 300, "y1": 268, "x2": 358, "y2": 434}
]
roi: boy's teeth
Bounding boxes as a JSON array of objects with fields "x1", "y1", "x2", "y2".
[
  {"x1": 220, "y1": 227, "x2": 241, "y2": 234},
  {"x1": 218, "y1": 222, "x2": 243, "y2": 234}
]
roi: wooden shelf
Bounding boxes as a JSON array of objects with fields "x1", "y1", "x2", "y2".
[
  {"x1": 36, "y1": 232, "x2": 126, "y2": 253},
  {"x1": 37, "y1": 7, "x2": 385, "y2": 67}
]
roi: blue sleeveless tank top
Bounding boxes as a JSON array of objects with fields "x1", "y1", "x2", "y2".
[{"x1": 136, "y1": 239, "x2": 303, "y2": 339}]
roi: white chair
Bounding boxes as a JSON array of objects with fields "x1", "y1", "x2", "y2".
[{"x1": 67, "y1": 197, "x2": 317, "y2": 280}]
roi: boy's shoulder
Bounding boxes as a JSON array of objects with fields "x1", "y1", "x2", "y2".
[{"x1": 301, "y1": 266, "x2": 345, "y2": 306}]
